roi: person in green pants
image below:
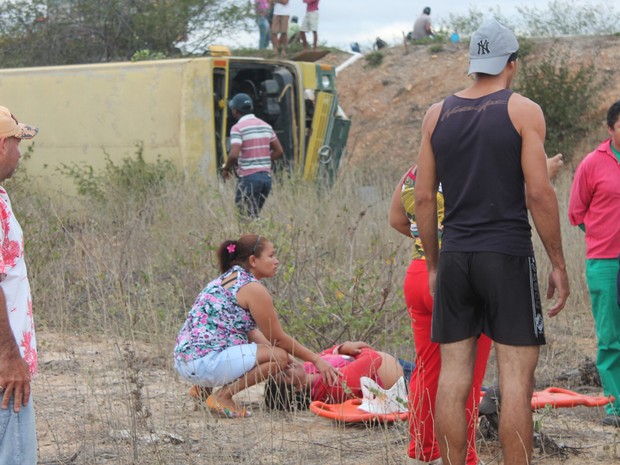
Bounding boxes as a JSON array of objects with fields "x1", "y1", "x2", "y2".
[{"x1": 568, "y1": 100, "x2": 620, "y2": 426}]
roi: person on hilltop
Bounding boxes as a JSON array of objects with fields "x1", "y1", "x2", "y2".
[
  {"x1": 0, "y1": 106, "x2": 39, "y2": 464},
  {"x1": 287, "y1": 15, "x2": 301, "y2": 45},
  {"x1": 568, "y1": 100, "x2": 620, "y2": 427},
  {"x1": 414, "y1": 19, "x2": 569, "y2": 465},
  {"x1": 412, "y1": 7, "x2": 434, "y2": 40},
  {"x1": 255, "y1": 0, "x2": 271, "y2": 50},
  {"x1": 222, "y1": 93, "x2": 284, "y2": 219},
  {"x1": 174, "y1": 234, "x2": 341, "y2": 418},
  {"x1": 300, "y1": 0, "x2": 320, "y2": 51},
  {"x1": 270, "y1": 0, "x2": 292, "y2": 57}
]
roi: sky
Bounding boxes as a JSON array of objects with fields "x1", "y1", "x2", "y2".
[{"x1": 223, "y1": 0, "x2": 556, "y2": 51}]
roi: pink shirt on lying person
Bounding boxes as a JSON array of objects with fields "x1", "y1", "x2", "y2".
[
  {"x1": 568, "y1": 139, "x2": 620, "y2": 259},
  {"x1": 303, "y1": 346, "x2": 384, "y2": 403}
]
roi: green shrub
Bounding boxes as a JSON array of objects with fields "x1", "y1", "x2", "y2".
[
  {"x1": 364, "y1": 51, "x2": 384, "y2": 68},
  {"x1": 515, "y1": 49, "x2": 602, "y2": 160},
  {"x1": 428, "y1": 44, "x2": 444, "y2": 54},
  {"x1": 59, "y1": 144, "x2": 179, "y2": 205}
]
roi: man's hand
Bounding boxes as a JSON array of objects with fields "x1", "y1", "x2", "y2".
[
  {"x1": 546, "y1": 266, "x2": 570, "y2": 317},
  {"x1": 0, "y1": 351, "x2": 31, "y2": 412},
  {"x1": 428, "y1": 268, "x2": 437, "y2": 297},
  {"x1": 221, "y1": 168, "x2": 232, "y2": 181}
]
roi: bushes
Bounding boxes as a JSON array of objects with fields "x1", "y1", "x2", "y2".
[
  {"x1": 515, "y1": 49, "x2": 602, "y2": 160},
  {"x1": 14, "y1": 155, "x2": 412, "y2": 352}
]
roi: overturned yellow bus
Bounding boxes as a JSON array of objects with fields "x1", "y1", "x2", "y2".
[{"x1": 0, "y1": 52, "x2": 350, "y2": 185}]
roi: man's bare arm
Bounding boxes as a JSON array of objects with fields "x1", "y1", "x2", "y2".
[
  {"x1": 513, "y1": 95, "x2": 569, "y2": 316},
  {"x1": 414, "y1": 103, "x2": 442, "y2": 291},
  {"x1": 0, "y1": 287, "x2": 30, "y2": 412}
]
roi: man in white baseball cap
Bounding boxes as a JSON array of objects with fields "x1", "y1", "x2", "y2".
[
  {"x1": 0, "y1": 105, "x2": 39, "y2": 464},
  {"x1": 414, "y1": 19, "x2": 569, "y2": 465}
]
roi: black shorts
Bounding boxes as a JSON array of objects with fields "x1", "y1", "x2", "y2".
[{"x1": 431, "y1": 252, "x2": 545, "y2": 346}]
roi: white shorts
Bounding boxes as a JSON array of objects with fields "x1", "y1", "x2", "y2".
[
  {"x1": 175, "y1": 343, "x2": 258, "y2": 387},
  {"x1": 301, "y1": 11, "x2": 319, "y2": 32}
]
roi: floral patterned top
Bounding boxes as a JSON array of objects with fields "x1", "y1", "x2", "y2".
[
  {"x1": 174, "y1": 265, "x2": 257, "y2": 363},
  {"x1": 0, "y1": 187, "x2": 37, "y2": 375}
]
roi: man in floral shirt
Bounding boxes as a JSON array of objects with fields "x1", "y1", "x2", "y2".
[{"x1": 0, "y1": 105, "x2": 38, "y2": 464}]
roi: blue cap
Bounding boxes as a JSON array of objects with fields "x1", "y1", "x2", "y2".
[{"x1": 228, "y1": 93, "x2": 253, "y2": 112}]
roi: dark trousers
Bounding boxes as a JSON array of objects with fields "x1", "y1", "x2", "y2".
[{"x1": 235, "y1": 171, "x2": 272, "y2": 218}]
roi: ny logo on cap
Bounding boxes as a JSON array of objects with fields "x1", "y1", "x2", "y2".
[{"x1": 477, "y1": 39, "x2": 490, "y2": 55}]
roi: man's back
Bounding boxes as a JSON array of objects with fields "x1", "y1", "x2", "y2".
[
  {"x1": 412, "y1": 13, "x2": 431, "y2": 40},
  {"x1": 431, "y1": 89, "x2": 532, "y2": 256},
  {"x1": 230, "y1": 114, "x2": 275, "y2": 177}
]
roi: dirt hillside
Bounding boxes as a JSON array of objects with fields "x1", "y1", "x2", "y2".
[{"x1": 330, "y1": 35, "x2": 620, "y2": 173}]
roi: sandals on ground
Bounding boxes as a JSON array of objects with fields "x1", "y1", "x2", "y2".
[{"x1": 205, "y1": 395, "x2": 252, "y2": 418}]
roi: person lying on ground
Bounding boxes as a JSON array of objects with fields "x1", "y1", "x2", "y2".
[
  {"x1": 264, "y1": 340, "x2": 410, "y2": 410},
  {"x1": 173, "y1": 234, "x2": 341, "y2": 418}
]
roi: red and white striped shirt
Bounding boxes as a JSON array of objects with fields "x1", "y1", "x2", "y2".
[{"x1": 230, "y1": 114, "x2": 277, "y2": 177}]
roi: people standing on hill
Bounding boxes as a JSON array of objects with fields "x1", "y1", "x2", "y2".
[
  {"x1": 255, "y1": 0, "x2": 271, "y2": 50},
  {"x1": 222, "y1": 93, "x2": 284, "y2": 219},
  {"x1": 300, "y1": 0, "x2": 320, "y2": 51},
  {"x1": 414, "y1": 19, "x2": 569, "y2": 465},
  {"x1": 412, "y1": 7, "x2": 434, "y2": 40},
  {"x1": 270, "y1": 0, "x2": 292, "y2": 57},
  {"x1": 568, "y1": 100, "x2": 620, "y2": 427},
  {"x1": 174, "y1": 234, "x2": 341, "y2": 418},
  {"x1": 0, "y1": 106, "x2": 39, "y2": 464}
]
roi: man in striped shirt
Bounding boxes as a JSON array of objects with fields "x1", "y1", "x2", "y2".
[{"x1": 222, "y1": 93, "x2": 284, "y2": 218}]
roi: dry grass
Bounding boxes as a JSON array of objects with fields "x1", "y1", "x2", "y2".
[{"x1": 7, "y1": 155, "x2": 616, "y2": 464}]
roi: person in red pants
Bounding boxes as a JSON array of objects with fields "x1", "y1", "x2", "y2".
[
  {"x1": 391, "y1": 154, "x2": 564, "y2": 463},
  {"x1": 390, "y1": 164, "x2": 492, "y2": 465}
]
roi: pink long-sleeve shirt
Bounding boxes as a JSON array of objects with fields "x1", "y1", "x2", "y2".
[{"x1": 568, "y1": 139, "x2": 620, "y2": 259}]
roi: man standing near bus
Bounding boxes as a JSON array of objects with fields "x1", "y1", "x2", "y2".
[{"x1": 222, "y1": 93, "x2": 284, "y2": 219}]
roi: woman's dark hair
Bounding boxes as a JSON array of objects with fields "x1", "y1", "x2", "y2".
[
  {"x1": 607, "y1": 100, "x2": 620, "y2": 129},
  {"x1": 216, "y1": 234, "x2": 265, "y2": 273},
  {"x1": 264, "y1": 376, "x2": 311, "y2": 411}
]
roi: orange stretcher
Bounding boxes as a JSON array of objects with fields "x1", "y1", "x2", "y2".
[
  {"x1": 310, "y1": 388, "x2": 613, "y2": 424},
  {"x1": 309, "y1": 398, "x2": 408, "y2": 423},
  {"x1": 530, "y1": 387, "x2": 614, "y2": 409}
]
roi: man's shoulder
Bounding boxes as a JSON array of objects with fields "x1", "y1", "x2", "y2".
[
  {"x1": 507, "y1": 92, "x2": 543, "y2": 125},
  {"x1": 509, "y1": 92, "x2": 541, "y2": 111}
]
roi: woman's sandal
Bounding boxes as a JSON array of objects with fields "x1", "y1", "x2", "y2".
[{"x1": 205, "y1": 395, "x2": 252, "y2": 418}]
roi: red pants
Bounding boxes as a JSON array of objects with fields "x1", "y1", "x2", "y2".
[{"x1": 405, "y1": 259, "x2": 492, "y2": 465}]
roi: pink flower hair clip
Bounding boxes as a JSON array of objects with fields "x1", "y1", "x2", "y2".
[{"x1": 227, "y1": 243, "x2": 236, "y2": 254}]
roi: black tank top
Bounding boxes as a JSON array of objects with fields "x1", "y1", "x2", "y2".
[{"x1": 430, "y1": 89, "x2": 533, "y2": 256}]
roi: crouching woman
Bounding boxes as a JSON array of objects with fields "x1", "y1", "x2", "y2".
[{"x1": 174, "y1": 234, "x2": 340, "y2": 418}]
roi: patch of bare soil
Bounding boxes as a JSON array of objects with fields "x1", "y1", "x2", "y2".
[
  {"x1": 334, "y1": 35, "x2": 620, "y2": 174},
  {"x1": 34, "y1": 330, "x2": 620, "y2": 465}
]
